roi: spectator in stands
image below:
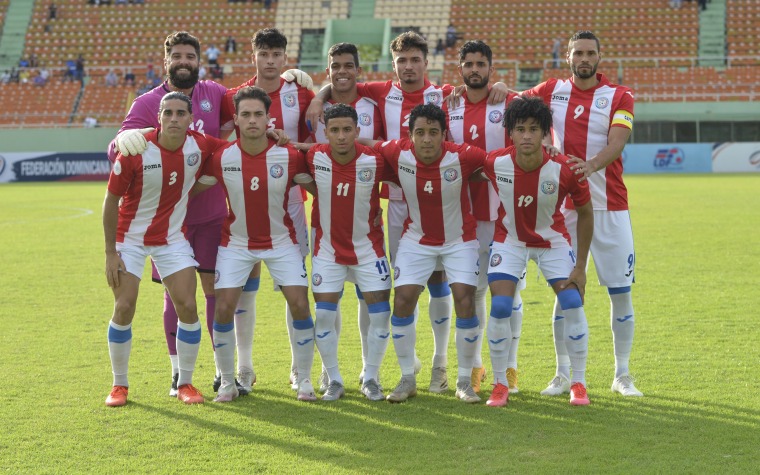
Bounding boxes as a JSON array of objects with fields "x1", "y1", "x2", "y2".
[
  {"x1": 30, "y1": 54, "x2": 39, "y2": 68},
  {"x1": 1, "y1": 70, "x2": 10, "y2": 85},
  {"x1": 39, "y1": 66, "x2": 50, "y2": 83},
  {"x1": 34, "y1": 69, "x2": 49, "y2": 87},
  {"x1": 124, "y1": 68, "x2": 135, "y2": 86},
  {"x1": 105, "y1": 69, "x2": 119, "y2": 86},
  {"x1": 210, "y1": 63, "x2": 224, "y2": 80},
  {"x1": 19, "y1": 57, "x2": 30, "y2": 68},
  {"x1": 75, "y1": 54, "x2": 85, "y2": 83},
  {"x1": 64, "y1": 59, "x2": 76, "y2": 82},
  {"x1": 136, "y1": 81, "x2": 152, "y2": 96},
  {"x1": 434, "y1": 38, "x2": 444, "y2": 56},
  {"x1": 670, "y1": 0, "x2": 682, "y2": 8},
  {"x1": 446, "y1": 23, "x2": 457, "y2": 48},
  {"x1": 198, "y1": 64, "x2": 207, "y2": 80},
  {"x1": 698, "y1": 0, "x2": 707, "y2": 10},
  {"x1": 19, "y1": 69, "x2": 31, "y2": 84},
  {"x1": 552, "y1": 38, "x2": 561, "y2": 68},
  {"x1": 49, "y1": 3, "x2": 57, "y2": 20},
  {"x1": 10, "y1": 68, "x2": 20, "y2": 83},
  {"x1": 264, "y1": 0, "x2": 273, "y2": 9},
  {"x1": 225, "y1": 36, "x2": 237, "y2": 54},
  {"x1": 115, "y1": 0, "x2": 127, "y2": 5},
  {"x1": 205, "y1": 44, "x2": 221, "y2": 66},
  {"x1": 146, "y1": 64, "x2": 156, "y2": 82}
]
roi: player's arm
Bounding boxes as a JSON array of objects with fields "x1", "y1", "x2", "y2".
[
  {"x1": 562, "y1": 200, "x2": 594, "y2": 302},
  {"x1": 102, "y1": 191, "x2": 126, "y2": 288},
  {"x1": 568, "y1": 126, "x2": 631, "y2": 182},
  {"x1": 305, "y1": 84, "x2": 332, "y2": 132}
]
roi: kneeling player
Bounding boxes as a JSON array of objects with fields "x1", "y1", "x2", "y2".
[{"x1": 481, "y1": 97, "x2": 594, "y2": 406}]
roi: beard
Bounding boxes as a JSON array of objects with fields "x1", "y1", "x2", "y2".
[
  {"x1": 463, "y1": 74, "x2": 489, "y2": 89},
  {"x1": 572, "y1": 62, "x2": 598, "y2": 80},
  {"x1": 168, "y1": 64, "x2": 200, "y2": 89}
]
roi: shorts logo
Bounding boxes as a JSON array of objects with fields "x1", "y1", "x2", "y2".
[
  {"x1": 488, "y1": 110, "x2": 503, "y2": 124},
  {"x1": 113, "y1": 160, "x2": 122, "y2": 175},
  {"x1": 750, "y1": 151, "x2": 760, "y2": 167},
  {"x1": 358, "y1": 168, "x2": 374, "y2": 182},
  {"x1": 394, "y1": 266, "x2": 400, "y2": 280},
  {"x1": 312, "y1": 273, "x2": 322, "y2": 286},
  {"x1": 186, "y1": 152, "x2": 200, "y2": 167},
  {"x1": 283, "y1": 93, "x2": 297, "y2": 108},
  {"x1": 200, "y1": 100, "x2": 212, "y2": 112},
  {"x1": 214, "y1": 270, "x2": 220, "y2": 284},
  {"x1": 595, "y1": 97, "x2": 609, "y2": 109},
  {"x1": 425, "y1": 92, "x2": 442, "y2": 106},
  {"x1": 540, "y1": 180, "x2": 558, "y2": 194},
  {"x1": 358, "y1": 113, "x2": 372, "y2": 127},
  {"x1": 443, "y1": 168, "x2": 458, "y2": 182},
  {"x1": 490, "y1": 253, "x2": 502, "y2": 267},
  {"x1": 270, "y1": 164, "x2": 284, "y2": 178}
]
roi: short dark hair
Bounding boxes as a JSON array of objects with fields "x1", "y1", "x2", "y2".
[
  {"x1": 390, "y1": 31, "x2": 428, "y2": 59},
  {"x1": 233, "y1": 86, "x2": 272, "y2": 113},
  {"x1": 328, "y1": 43, "x2": 360, "y2": 68},
  {"x1": 568, "y1": 30, "x2": 601, "y2": 52},
  {"x1": 160, "y1": 91, "x2": 192, "y2": 114},
  {"x1": 164, "y1": 31, "x2": 201, "y2": 59},
  {"x1": 503, "y1": 96, "x2": 552, "y2": 136},
  {"x1": 409, "y1": 104, "x2": 446, "y2": 133},
  {"x1": 458, "y1": 40, "x2": 492, "y2": 65},
  {"x1": 251, "y1": 28, "x2": 287, "y2": 51},
  {"x1": 324, "y1": 103, "x2": 358, "y2": 127}
]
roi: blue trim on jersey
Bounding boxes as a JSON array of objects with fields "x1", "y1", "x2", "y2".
[
  {"x1": 108, "y1": 324, "x2": 132, "y2": 343},
  {"x1": 213, "y1": 321, "x2": 234, "y2": 333},
  {"x1": 428, "y1": 282, "x2": 451, "y2": 298},
  {"x1": 608, "y1": 286, "x2": 632, "y2": 295},
  {"x1": 391, "y1": 314, "x2": 414, "y2": 327},
  {"x1": 177, "y1": 327, "x2": 201, "y2": 344},
  {"x1": 456, "y1": 316, "x2": 479, "y2": 329},
  {"x1": 488, "y1": 273, "x2": 519, "y2": 284},
  {"x1": 557, "y1": 288, "x2": 583, "y2": 310},
  {"x1": 367, "y1": 301, "x2": 391, "y2": 313},
  {"x1": 355, "y1": 286, "x2": 364, "y2": 300},
  {"x1": 316, "y1": 301, "x2": 339, "y2": 312},
  {"x1": 547, "y1": 277, "x2": 568, "y2": 286},
  {"x1": 292, "y1": 316, "x2": 314, "y2": 329},
  {"x1": 243, "y1": 277, "x2": 260, "y2": 292},
  {"x1": 490, "y1": 296, "x2": 514, "y2": 319}
]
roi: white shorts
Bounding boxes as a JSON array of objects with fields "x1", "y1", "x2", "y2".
[
  {"x1": 386, "y1": 199, "x2": 408, "y2": 267},
  {"x1": 488, "y1": 242, "x2": 575, "y2": 283},
  {"x1": 394, "y1": 238, "x2": 479, "y2": 287},
  {"x1": 288, "y1": 200, "x2": 310, "y2": 258},
  {"x1": 311, "y1": 254, "x2": 392, "y2": 294},
  {"x1": 117, "y1": 240, "x2": 197, "y2": 281},
  {"x1": 476, "y1": 221, "x2": 526, "y2": 291},
  {"x1": 215, "y1": 245, "x2": 308, "y2": 290},
  {"x1": 565, "y1": 209, "x2": 635, "y2": 288}
]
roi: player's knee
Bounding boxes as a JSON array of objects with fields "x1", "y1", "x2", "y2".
[
  {"x1": 172, "y1": 297, "x2": 198, "y2": 321},
  {"x1": 113, "y1": 298, "x2": 137, "y2": 321},
  {"x1": 287, "y1": 295, "x2": 311, "y2": 319},
  {"x1": 490, "y1": 295, "x2": 514, "y2": 318},
  {"x1": 214, "y1": 298, "x2": 237, "y2": 323},
  {"x1": 557, "y1": 288, "x2": 583, "y2": 310}
]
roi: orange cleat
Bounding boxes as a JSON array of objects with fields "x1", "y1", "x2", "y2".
[
  {"x1": 570, "y1": 382, "x2": 590, "y2": 406},
  {"x1": 486, "y1": 383, "x2": 509, "y2": 407},
  {"x1": 106, "y1": 386, "x2": 128, "y2": 407},
  {"x1": 471, "y1": 366, "x2": 486, "y2": 393},
  {"x1": 177, "y1": 384, "x2": 205, "y2": 404}
]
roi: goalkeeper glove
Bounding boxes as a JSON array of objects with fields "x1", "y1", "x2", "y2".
[{"x1": 115, "y1": 127, "x2": 154, "y2": 156}]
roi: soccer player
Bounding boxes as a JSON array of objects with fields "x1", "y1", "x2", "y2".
[
  {"x1": 525, "y1": 31, "x2": 643, "y2": 397},
  {"x1": 103, "y1": 92, "x2": 221, "y2": 406},
  {"x1": 299, "y1": 103, "x2": 394, "y2": 401},
  {"x1": 360, "y1": 104, "x2": 486, "y2": 403},
  {"x1": 220, "y1": 28, "x2": 315, "y2": 390},
  {"x1": 482, "y1": 97, "x2": 593, "y2": 407},
  {"x1": 196, "y1": 86, "x2": 316, "y2": 403},
  {"x1": 107, "y1": 31, "x2": 234, "y2": 397},
  {"x1": 444, "y1": 40, "x2": 525, "y2": 395}
]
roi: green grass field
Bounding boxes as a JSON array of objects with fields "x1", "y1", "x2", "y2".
[{"x1": 0, "y1": 175, "x2": 758, "y2": 473}]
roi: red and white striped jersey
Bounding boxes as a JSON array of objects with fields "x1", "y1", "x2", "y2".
[
  {"x1": 307, "y1": 143, "x2": 394, "y2": 265},
  {"x1": 445, "y1": 90, "x2": 519, "y2": 222},
  {"x1": 484, "y1": 146, "x2": 591, "y2": 248},
  {"x1": 359, "y1": 80, "x2": 454, "y2": 200},
  {"x1": 312, "y1": 97, "x2": 384, "y2": 143},
  {"x1": 373, "y1": 139, "x2": 485, "y2": 246},
  {"x1": 108, "y1": 130, "x2": 222, "y2": 246},
  {"x1": 222, "y1": 76, "x2": 315, "y2": 204},
  {"x1": 200, "y1": 139, "x2": 308, "y2": 250},
  {"x1": 525, "y1": 73, "x2": 634, "y2": 211}
]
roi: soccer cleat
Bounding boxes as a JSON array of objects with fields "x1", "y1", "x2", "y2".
[
  {"x1": 318, "y1": 368, "x2": 329, "y2": 394},
  {"x1": 570, "y1": 382, "x2": 590, "y2": 406},
  {"x1": 471, "y1": 366, "x2": 486, "y2": 393},
  {"x1": 105, "y1": 386, "x2": 128, "y2": 407},
  {"x1": 297, "y1": 379, "x2": 317, "y2": 402},
  {"x1": 361, "y1": 379, "x2": 385, "y2": 401},
  {"x1": 322, "y1": 381, "x2": 345, "y2": 401},
  {"x1": 507, "y1": 368, "x2": 519, "y2": 394},
  {"x1": 213, "y1": 380, "x2": 239, "y2": 403},
  {"x1": 177, "y1": 384, "x2": 205, "y2": 404},
  {"x1": 169, "y1": 373, "x2": 179, "y2": 397},
  {"x1": 486, "y1": 383, "x2": 509, "y2": 407},
  {"x1": 213, "y1": 375, "x2": 248, "y2": 396},
  {"x1": 213, "y1": 375, "x2": 222, "y2": 392},
  {"x1": 455, "y1": 378, "x2": 482, "y2": 403},
  {"x1": 289, "y1": 367, "x2": 299, "y2": 391},
  {"x1": 386, "y1": 376, "x2": 417, "y2": 403},
  {"x1": 611, "y1": 374, "x2": 644, "y2": 397},
  {"x1": 429, "y1": 366, "x2": 449, "y2": 393},
  {"x1": 238, "y1": 368, "x2": 256, "y2": 396},
  {"x1": 540, "y1": 374, "x2": 571, "y2": 396}
]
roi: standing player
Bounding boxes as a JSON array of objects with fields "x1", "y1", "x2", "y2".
[
  {"x1": 482, "y1": 97, "x2": 593, "y2": 407},
  {"x1": 361, "y1": 104, "x2": 486, "y2": 403},
  {"x1": 221, "y1": 28, "x2": 315, "y2": 390},
  {"x1": 196, "y1": 86, "x2": 316, "y2": 403},
  {"x1": 444, "y1": 40, "x2": 525, "y2": 395},
  {"x1": 103, "y1": 92, "x2": 221, "y2": 406},
  {"x1": 525, "y1": 31, "x2": 642, "y2": 397},
  {"x1": 299, "y1": 104, "x2": 394, "y2": 401}
]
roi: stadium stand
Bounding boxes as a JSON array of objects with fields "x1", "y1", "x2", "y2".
[{"x1": 727, "y1": 0, "x2": 760, "y2": 64}]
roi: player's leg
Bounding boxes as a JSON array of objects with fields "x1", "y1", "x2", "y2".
[
  {"x1": 507, "y1": 271, "x2": 526, "y2": 394},
  {"x1": 311, "y1": 256, "x2": 347, "y2": 401},
  {"x1": 427, "y1": 268, "x2": 452, "y2": 392},
  {"x1": 356, "y1": 285, "x2": 370, "y2": 384},
  {"x1": 234, "y1": 263, "x2": 259, "y2": 391},
  {"x1": 471, "y1": 220, "x2": 494, "y2": 391},
  {"x1": 285, "y1": 200, "x2": 310, "y2": 389},
  {"x1": 156, "y1": 261, "x2": 180, "y2": 395}
]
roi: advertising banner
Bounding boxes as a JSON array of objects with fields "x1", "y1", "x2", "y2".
[
  {"x1": 0, "y1": 152, "x2": 111, "y2": 183},
  {"x1": 711, "y1": 143, "x2": 760, "y2": 173},
  {"x1": 622, "y1": 144, "x2": 713, "y2": 174}
]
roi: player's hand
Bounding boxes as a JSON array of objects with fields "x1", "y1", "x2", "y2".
[
  {"x1": 560, "y1": 267, "x2": 587, "y2": 304},
  {"x1": 488, "y1": 82, "x2": 511, "y2": 104},
  {"x1": 267, "y1": 128, "x2": 290, "y2": 145},
  {"x1": 116, "y1": 127, "x2": 154, "y2": 156},
  {"x1": 305, "y1": 99, "x2": 324, "y2": 133},
  {"x1": 544, "y1": 144, "x2": 561, "y2": 157},
  {"x1": 567, "y1": 155, "x2": 594, "y2": 182},
  {"x1": 281, "y1": 69, "x2": 314, "y2": 90},
  {"x1": 444, "y1": 85, "x2": 465, "y2": 110},
  {"x1": 105, "y1": 251, "x2": 127, "y2": 289}
]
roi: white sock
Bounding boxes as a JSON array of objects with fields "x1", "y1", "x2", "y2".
[
  {"x1": 365, "y1": 301, "x2": 391, "y2": 382},
  {"x1": 169, "y1": 354, "x2": 179, "y2": 376},
  {"x1": 235, "y1": 278, "x2": 258, "y2": 373},
  {"x1": 176, "y1": 321, "x2": 202, "y2": 387},
  {"x1": 487, "y1": 314, "x2": 511, "y2": 385},
  {"x1": 291, "y1": 317, "x2": 315, "y2": 383},
  {"x1": 356, "y1": 289, "x2": 370, "y2": 370},
  {"x1": 564, "y1": 307, "x2": 589, "y2": 385},
  {"x1": 108, "y1": 320, "x2": 132, "y2": 387},
  {"x1": 286, "y1": 303, "x2": 296, "y2": 370},
  {"x1": 473, "y1": 286, "x2": 488, "y2": 368},
  {"x1": 507, "y1": 291, "x2": 523, "y2": 370},
  {"x1": 428, "y1": 285, "x2": 452, "y2": 368},
  {"x1": 455, "y1": 316, "x2": 479, "y2": 379},
  {"x1": 391, "y1": 314, "x2": 417, "y2": 376},
  {"x1": 552, "y1": 298, "x2": 571, "y2": 379},
  {"x1": 610, "y1": 289, "x2": 635, "y2": 378},
  {"x1": 315, "y1": 302, "x2": 341, "y2": 384},
  {"x1": 212, "y1": 321, "x2": 236, "y2": 384}
]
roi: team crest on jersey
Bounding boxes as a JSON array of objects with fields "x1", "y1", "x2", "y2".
[
  {"x1": 283, "y1": 93, "x2": 297, "y2": 108},
  {"x1": 394, "y1": 266, "x2": 400, "y2": 280},
  {"x1": 358, "y1": 168, "x2": 374, "y2": 182},
  {"x1": 312, "y1": 273, "x2": 322, "y2": 286},
  {"x1": 540, "y1": 180, "x2": 558, "y2": 195},
  {"x1": 358, "y1": 113, "x2": 372, "y2": 127},
  {"x1": 425, "y1": 92, "x2": 442, "y2": 106},
  {"x1": 186, "y1": 152, "x2": 200, "y2": 167},
  {"x1": 489, "y1": 110, "x2": 503, "y2": 124},
  {"x1": 443, "y1": 168, "x2": 459, "y2": 182},
  {"x1": 270, "y1": 164, "x2": 284, "y2": 178},
  {"x1": 200, "y1": 100, "x2": 212, "y2": 112},
  {"x1": 595, "y1": 97, "x2": 610, "y2": 109},
  {"x1": 113, "y1": 160, "x2": 122, "y2": 175},
  {"x1": 490, "y1": 253, "x2": 502, "y2": 267}
]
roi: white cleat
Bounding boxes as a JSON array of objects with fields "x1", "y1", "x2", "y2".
[
  {"x1": 455, "y1": 378, "x2": 481, "y2": 403},
  {"x1": 237, "y1": 368, "x2": 255, "y2": 395},
  {"x1": 297, "y1": 379, "x2": 317, "y2": 402},
  {"x1": 611, "y1": 374, "x2": 644, "y2": 397},
  {"x1": 213, "y1": 380, "x2": 239, "y2": 403},
  {"x1": 540, "y1": 374, "x2": 571, "y2": 396},
  {"x1": 318, "y1": 368, "x2": 329, "y2": 394}
]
